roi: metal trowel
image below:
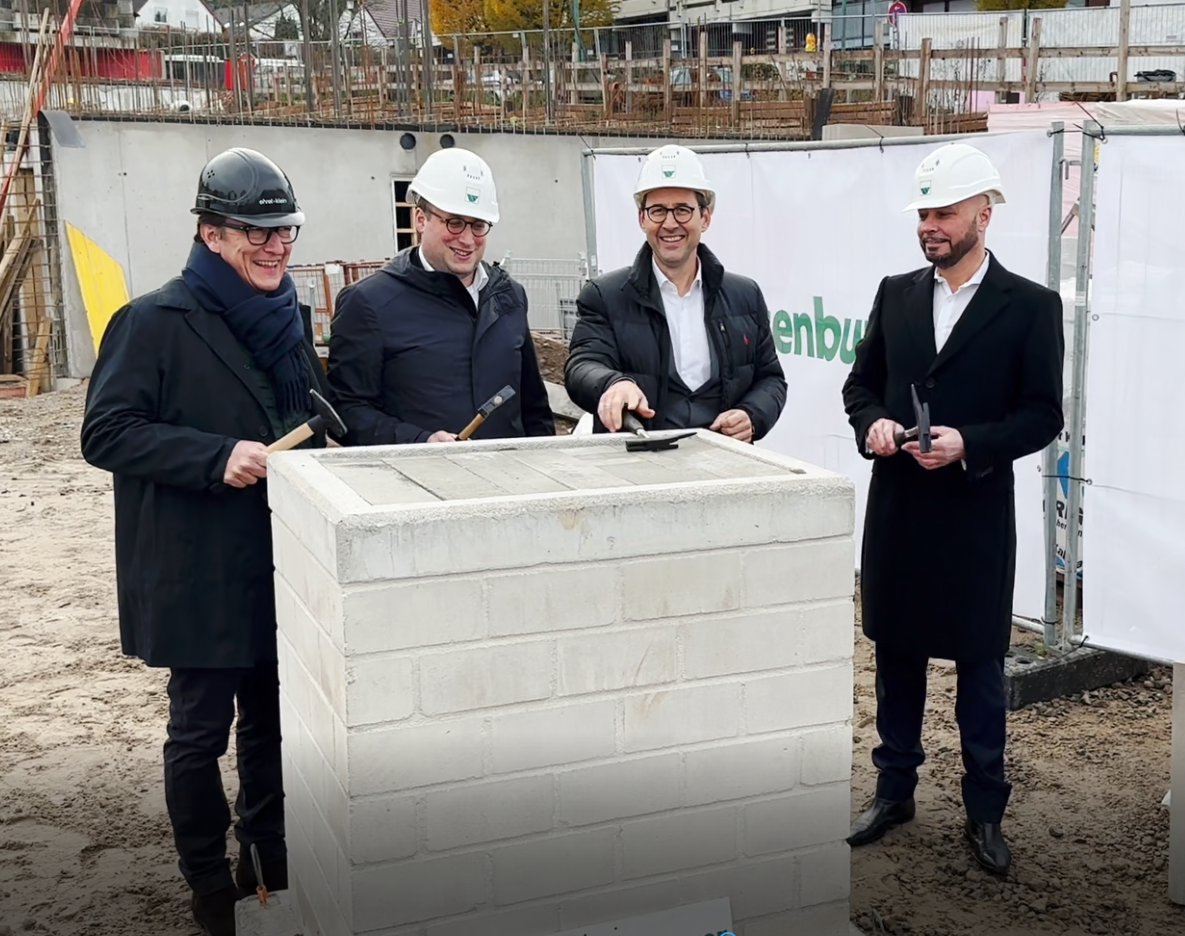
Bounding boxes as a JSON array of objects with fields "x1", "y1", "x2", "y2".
[{"x1": 620, "y1": 410, "x2": 695, "y2": 452}]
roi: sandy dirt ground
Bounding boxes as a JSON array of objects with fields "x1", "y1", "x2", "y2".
[{"x1": 1, "y1": 386, "x2": 1182, "y2": 936}]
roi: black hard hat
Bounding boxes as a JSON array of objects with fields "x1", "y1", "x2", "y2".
[{"x1": 191, "y1": 147, "x2": 305, "y2": 226}]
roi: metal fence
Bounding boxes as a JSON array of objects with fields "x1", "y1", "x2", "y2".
[{"x1": 498, "y1": 255, "x2": 589, "y2": 336}]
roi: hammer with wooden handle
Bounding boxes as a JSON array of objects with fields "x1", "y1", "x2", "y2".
[
  {"x1": 266, "y1": 389, "x2": 347, "y2": 454},
  {"x1": 457, "y1": 385, "x2": 516, "y2": 441}
]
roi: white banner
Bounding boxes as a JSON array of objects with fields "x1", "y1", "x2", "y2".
[
  {"x1": 1085, "y1": 132, "x2": 1185, "y2": 664},
  {"x1": 590, "y1": 132, "x2": 1056, "y2": 619}
]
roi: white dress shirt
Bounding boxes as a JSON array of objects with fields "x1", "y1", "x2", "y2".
[
  {"x1": 652, "y1": 260, "x2": 711, "y2": 391},
  {"x1": 419, "y1": 247, "x2": 489, "y2": 310},
  {"x1": 932, "y1": 250, "x2": 991, "y2": 352}
]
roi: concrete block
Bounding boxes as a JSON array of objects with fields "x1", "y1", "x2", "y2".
[
  {"x1": 426, "y1": 903, "x2": 562, "y2": 936},
  {"x1": 558, "y1": 626, "x2": 677, "y2": 696},
  {"x1": 492, "y1": 828, "x2": 617, "y2": 904},
  {"x1": 740, "y1": 540, "x2": 855, "y2": 609},
  {"x1": 345, "y1": 656, "x2": 414, "y2": 728},
  {"x1": 684, "y1": 737, "x2": 798, "y2": 807},
  {"x1": 419, "y1": 641, "x2": 553, "y2": 715},
  {"x1": 1003, "y1": 643, "x2": 1151, "y2": 710},
  {"x1": 558, "y1": 753, "x2": 681, "y2": 827},
  {"x1": 683, "y1": 602, "x2": 853, "y2": 679},
  {"x1": 741, "y1": 901, "x2": 852, "y2": 936},
  {"x1": 348, "y1": 717, "x2": 485, "y2": 795},
  {"x1": 349, "y1": 795, "x2": 418, "y2": 864},
  {"x1": 621, "y1": 805, "x2": 739, "y2": 878},
  {"x1": 487, "y1": 565, "x2": 619, "y2": 637},
  {"x1": 236, "y1": 883, "x2": 303, "y2": 936},
  {"x1": 797, "y1": 845, "x2": 850, "y2": 906},
  {"x1": 623, "y1": 684, "x2": 742, "y2": 753},
  {"x1": 744, "y1": 664, "x2": 853, "y2": 734},
  {"x1": 425, "y1": 775, "x2": 555, "y2": 851},
  {"x1": 556, "y1": 879, "x2": 684, "y2": 930},
  {"x1": 490, "y1": 700, "x2": 616, "y2": 773},
  {"x1": 322, "y1": 772, "x2": 350, "y2": 856},
  {"x1": 351, "y1": 853, "x2": 489, "y2": 929},
  {"x1": 622, "y1": 551, "x2": 741, "y2": 621},
  {"x1": 677, "y1": 854, "x2": 796, "y2": 920},
  {"x1": 343, "y1": 576, "x2": 485, "y2": 654},
  {"x1": 800, "y1": 726, "x2": 853, "y2": 787},
  {"x1": 743, "y1": 786, "x2": 851, "y2": 856},
  {"x1": 273, "y1": 517, "x2": 344, "y2": 644}
]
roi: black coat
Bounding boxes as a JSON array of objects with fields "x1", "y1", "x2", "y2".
[
  {"x1": 81, "y1": 277, "x2": 331, "y2": 669},
  {"x1": 564, "y1": 244, "x2": 787, "y2": 439},
  {"x1": 842, "y1": 255, "x2": 1064, "y2": 663},
  {"x1": 326, "y1": 249, "x2": 554, "y2": 444}
]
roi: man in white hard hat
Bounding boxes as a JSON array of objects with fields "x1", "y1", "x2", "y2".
[
  {"x1": 328, "y1": 148, "x2": 554, "y2": 443},
  {"x1": 842, "y1": 143, "x2": 1064, "y2": 874},
  {"x1": 565, "y1": 144, "x2": 786, "y2": 440}
]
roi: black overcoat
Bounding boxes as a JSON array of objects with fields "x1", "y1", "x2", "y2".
[
  {"x1": 842, "y1": 255, "x2": 1064, "y2": 663},
  {"x1": 81, "y1": 276, "x2": 331, "y2": 669}
]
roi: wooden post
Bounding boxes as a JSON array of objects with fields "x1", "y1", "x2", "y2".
[
  {"x1": 1116, "y1": 0, "x2": 1131, "y2": 102},
  {"x1": 822, "y1": 23, "x2": 832, "y2": 90},
  {"x1": 919, "y1": 37, "x2": 932, "y2": 124},
  {"x1": 625, "y1": 40, "x2": 633, "y2": 112},
  {"x1": 600, "y1": 52, "x2": 610, "y2": 118},
  {"x1": 874, "y1": 19, "x2": 884, "y2": 102},
  {"x1": 777, "y1": 25, "x2": 787, "y2": 102},
  {"x1": 662, "y1": 36, "x2": 672, "y2": 125},
  {"x1": 473, "y1": 45, "x2": 481, "y2": 119},
  {"x1": 1025, "y1": 17, "x2": 1041, "y2": 103},
  {"x1": 731, "y1": 40, "x2": 741, "y2": 127},
  {"x1": 570, "y1": 41, "x2": 578, "y2": 108},
  {"x1": 996, "y1": 15, "x2": 1009, "y2": 104},
  {"x1": 1171, "y1": 663, "x2": 1185, "y2": 905},
  {"x1": 451, "y1": 36, "x2": 461, "y2": 121}
]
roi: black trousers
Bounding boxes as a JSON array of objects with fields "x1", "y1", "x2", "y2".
[
  {"x1": 163, "y1": 662, "x2": 286, "y2": 896},
  {"x1": 872, "y1": 643, "x2": 1012, "y2": 824}
]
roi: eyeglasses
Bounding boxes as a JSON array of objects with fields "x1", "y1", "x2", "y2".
[
  {"x1": 220, "y1": 222, "x2": 300, "y2": 245},
  {"x1": 643, "y1": 204, "x2": 699, "y2": 224},
  {"x1": 422, "y1": 206, "x2": 492, "y2": 237}
]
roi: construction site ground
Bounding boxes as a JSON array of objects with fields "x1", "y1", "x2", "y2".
[{"x1": 0, "y1": 385, "x2": 1181, "y2": 936}]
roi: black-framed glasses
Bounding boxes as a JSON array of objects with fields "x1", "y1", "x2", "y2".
[
  {"x1": 422, "y1": 205, "x2": 492, "y2": 237},
  {"x1": 643, "y1": 203, "x2": 699, "y2": 224},
  {"x1": 220, "y1": 222, "x2": 300, "y2": 246}
]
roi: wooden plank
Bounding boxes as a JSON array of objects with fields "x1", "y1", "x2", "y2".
[
  {"x1": 996, "y1": 15, "x2": 1010, "y2": 103},
  {"x1": 874, "y1": 20, "x2": 884, "y2": 102},
  {"x1": 1026, "y1": 18, "x2": 1042, "y2": 102},
  {"x1": 24, "y1": 316, "x2": 51, "y2": 396},
  {"x1": 662, "y1": 37, "x2": 672, "y2": 123},
  {"x1": 1117, "y1": 0, "x2": 1131, "y2": 101},
  {"x1": 918, "y1": 38, "x2": 932, "y2": 122},
  {"x1": 731, "y1": 41, "x2": 741, "y2": 127}
]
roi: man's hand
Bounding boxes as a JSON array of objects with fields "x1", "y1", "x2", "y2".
[
  {"x1": 427, "y1": 431, "x2": 457, "y2": 443},
  {"x1": 866, "y1": 418, "x2": 906, "y2": 457},
  {"x1": 597, "y1": 380, "x2": 654, "y2": 432},
  {"x1": 224, "y1": 440, "x2": 269, "y2": 488},
  {"x1": 903, "y1": 426, "x2": 965, "y2": 470},
  {"x1": 709, "y1": 409, "x2": 754, "y2": 443}
]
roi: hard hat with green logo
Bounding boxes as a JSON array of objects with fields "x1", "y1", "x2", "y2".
[
  {"x1": 633, "y1": 144, "x2": 716, "y2": 211},
  {"x1": 408, "y1": 147, "x2": 500, "y2": 224},
  {"x1": 904, "y1": 142, "x2": 1005, "y2": 212}
]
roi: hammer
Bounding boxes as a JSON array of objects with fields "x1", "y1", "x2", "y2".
[
  {"x1": 621, "y1": 409, "x2": 695, "y2": 452},
  {"x1": 891, "y1": 384, "x2": 932, "y2": 454},
  {"x1": 457, "y1": 385, "x2": 516, "y2": 441},
  {"x1": 266, "y1": 389, "x2": 347, "y2": 454}
]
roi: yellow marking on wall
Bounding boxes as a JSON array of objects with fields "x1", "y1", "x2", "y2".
[{"x1": 66, "y1": 223, "x2": 130, "y2": 352}]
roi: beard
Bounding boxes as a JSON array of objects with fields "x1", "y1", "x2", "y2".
[{"x1": 920, "y1": 225, "x2": 979, "y2": 269}]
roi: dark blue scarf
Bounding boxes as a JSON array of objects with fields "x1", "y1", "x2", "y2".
[{"x1": 182, "y1": 242, "x2": 308, "y2": 419}]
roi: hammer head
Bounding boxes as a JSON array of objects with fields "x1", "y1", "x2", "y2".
[
  {"x1": 910, "y1": 384, "x2": 932, "y2": 454},
  {"x1": 309, "y1": 389, "x2": 347, "y2": 440}
]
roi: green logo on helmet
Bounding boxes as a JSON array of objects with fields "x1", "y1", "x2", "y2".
[
  {"x1": 921, "y1": 185, "x2": 931, "y2": 195},
  {"x1": 466, "y1": 186, "x2": 480, "y2": 203}
]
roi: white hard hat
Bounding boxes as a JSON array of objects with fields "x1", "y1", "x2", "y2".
[
  {"x1": 408, "y1": 148, "x2": 500, "y2": 224},
  {"x1": 633, "y1": 145, "x2": 716, "y2": 211},
  {"x1": 903, "y1": 142, "x2": 1006, "y2": 212}
]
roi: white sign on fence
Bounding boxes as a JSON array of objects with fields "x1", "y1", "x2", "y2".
[
  {"x1": 1086, "y1": 131, "x2": 1185, "y2": 665},
  {"x1": 589, "y1": 132, "x2": 1056, "y2": 619}
]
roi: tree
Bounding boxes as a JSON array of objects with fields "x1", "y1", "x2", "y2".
[
  {"x1": 429, "y1": 0, "x2": 618, "y2": 36},
  {"x1": 976, "y1": 0, "x2": 1067, "y2": 10},
  {"x1": 430, "y1": 0, "x2": 486, "y2": 37}
]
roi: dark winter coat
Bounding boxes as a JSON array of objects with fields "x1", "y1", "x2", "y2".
[
  {"x1": 81, "y1": 276, "x2": 331, "y2": 669},
  {"x1": 326, "y1": 249, "x2": 554, "y2": 444},
  {"x1": 564, "y1": 244, "x2": 787, "y2": 439},
  {"x1": 842, "y1": 255, "x2": 1064, "y2": 663}
]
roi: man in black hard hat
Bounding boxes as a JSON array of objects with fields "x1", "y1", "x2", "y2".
[{"x1": 82, "y1": 148, "x2": 332, "y2": 936}]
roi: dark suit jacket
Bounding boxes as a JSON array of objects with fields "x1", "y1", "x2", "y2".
[
  {"x1": 81, "y1": 277, "x2": 331, "y2": 668},
  {"x1": 842, "y1": 254, "x2": 1064, "y2": 662}
]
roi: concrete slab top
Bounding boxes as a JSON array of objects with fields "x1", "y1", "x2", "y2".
[{"x1": 321, "y1": 434, "x2": 805, "y2": 506}]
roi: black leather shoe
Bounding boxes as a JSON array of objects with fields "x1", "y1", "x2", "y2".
[
  {"x1": 847, "y1": 797, "x2": 916, "y2": 846},
  {"x1": 235, "y1": 853, "x2": 289, "y2": 898},
  {"x1": 965, "y1": 818, "x2": 1012, "y2": 875},
  {"x1": 191, "y1": 885, "x2": 237, "y2": 936}
]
